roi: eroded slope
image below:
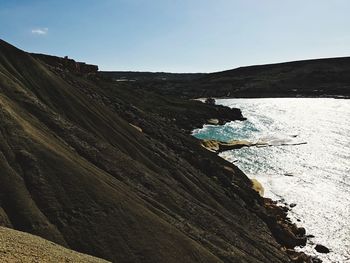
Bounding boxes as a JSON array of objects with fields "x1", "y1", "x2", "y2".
[{"x1": 0, "y1": 39, "x2": 294, "y2": 262}]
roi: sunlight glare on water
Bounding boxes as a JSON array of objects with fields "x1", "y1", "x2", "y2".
[{"x1": 193, "y1": 98, "x2": 350, "y2": 263}]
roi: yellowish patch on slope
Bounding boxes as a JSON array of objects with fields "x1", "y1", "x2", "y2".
[
  {"x1": 251, "y1": 178, "x2": 264, "y2": 197},
  {"x1": 0, "y1": 227, "x2": 110, "y2": 262}
]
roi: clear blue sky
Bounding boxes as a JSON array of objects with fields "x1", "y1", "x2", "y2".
[{"x1": 1, "y1": 0, "x2": 349, "y2": 72}]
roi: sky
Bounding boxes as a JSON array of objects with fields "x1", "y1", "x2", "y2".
[{"x1": 0, "y1": 0, "x2": 350, "y2": 72}]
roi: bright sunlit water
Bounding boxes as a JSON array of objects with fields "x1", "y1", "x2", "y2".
[{"x1": 193, "y1": 98, "x2": 350, "y2": 263}]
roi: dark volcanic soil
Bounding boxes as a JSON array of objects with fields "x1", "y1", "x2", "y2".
[{"x1": 0, "y1": 39, "x2": 314, "y2": 262}]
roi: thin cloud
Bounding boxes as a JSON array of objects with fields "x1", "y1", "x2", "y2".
[{"x1": 31, "y1": 28, "x2": 48, "y2": 35}]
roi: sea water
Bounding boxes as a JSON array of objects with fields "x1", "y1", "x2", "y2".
[{"x1": 193, "y1": 98, "x2": 350, "y2": 263}]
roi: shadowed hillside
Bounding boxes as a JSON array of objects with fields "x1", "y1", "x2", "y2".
[
  {"x1": 106, "y1": 57, "x2": 350, "y2": 99},
  {"x1": 193, "y1": 57, "x2": 350, "y2": 98},
  {"x1": 0, "y1": 39, "x2": 311, "y2": 262}
]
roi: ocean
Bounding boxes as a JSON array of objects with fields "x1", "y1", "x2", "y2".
[{"x1": 193, "y1": 98, "x2": 350, "y2": 263}]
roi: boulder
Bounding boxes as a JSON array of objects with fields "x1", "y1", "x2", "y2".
[
  {"x1": 200, "y1": 139, "x2": 253, "y2": 152},
  {"x1": 207, "y1": 118, "x2": 219, "y2": 125},
  {"x1": 315, "y1": 244, "x2": 330, "y2": 253}
]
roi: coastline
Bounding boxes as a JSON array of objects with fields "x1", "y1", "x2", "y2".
[
  {"x1": 93, "y1": 74, "x2": 320, "y2": 261},
  {"x1": 197, "y1": 94, "x2": 350, "y2": 100},
  {"x1": 1, "y1": 39, "x2": 332, "y2": 262},
  {"x1": 193, "y1": 100, "x2": 321, "y2": 263},
  {"x1": 194, "y1": 97, "x2": 350, "y2": 262}
]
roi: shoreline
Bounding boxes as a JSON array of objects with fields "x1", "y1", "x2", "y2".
[
  {"x1": 201, "y1": 140, "x2": 320, "y2": 262},
  {"x1": 193, "y1": 100, "x2": 322, "y2": 262},
  {"x1": 1, "y1": 39, "x2": 333, "y2": 262},
  {"x1": 193, "y1": 96, "x2": 350, "y2": 262},
  {"x1": 197, "y1": 95, "x2": 350, "y2": 100},
  {"x1": 210, "y1": 148, "x2": 321, "y2": 263}
]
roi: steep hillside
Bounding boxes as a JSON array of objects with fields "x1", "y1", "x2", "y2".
[
  {"x1": 118, "y1": 57, "x2": 350, "y2": 98},
  {"x1": 0, "y1": 39, "x2": 309, "y2": 262}
]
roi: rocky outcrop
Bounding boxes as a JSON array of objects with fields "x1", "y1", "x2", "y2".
[
  {"x1": 201, "y1": 139, "x2": 253, "y2": 152},
  {"x1": 32, "y1": 53, "x2": 98, "y2": 75},
  {"x1": 262, "y1": 199, "x2": 307, "y2": 249},
  {"x1": 315, "y1": 244, "x2": 330, "y2": 253},
  {"x1": 201, "y1": 139, "x2": 307, "y2": 152}
]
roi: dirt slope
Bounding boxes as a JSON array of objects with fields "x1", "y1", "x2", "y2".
[
  {"x1": 0, "y1": 39, "x2": 298, "y2": 262},
  {"x1": 0, "y1": 227, "x2": 109, "y2": 262}
]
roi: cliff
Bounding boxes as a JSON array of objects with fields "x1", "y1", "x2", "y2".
[
  {"x1": 32, "y1": 53, "x2": 98, "y2": 75},
  {"x1": 0, "y1": 39, "x2": 311, "y2": 262}
]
